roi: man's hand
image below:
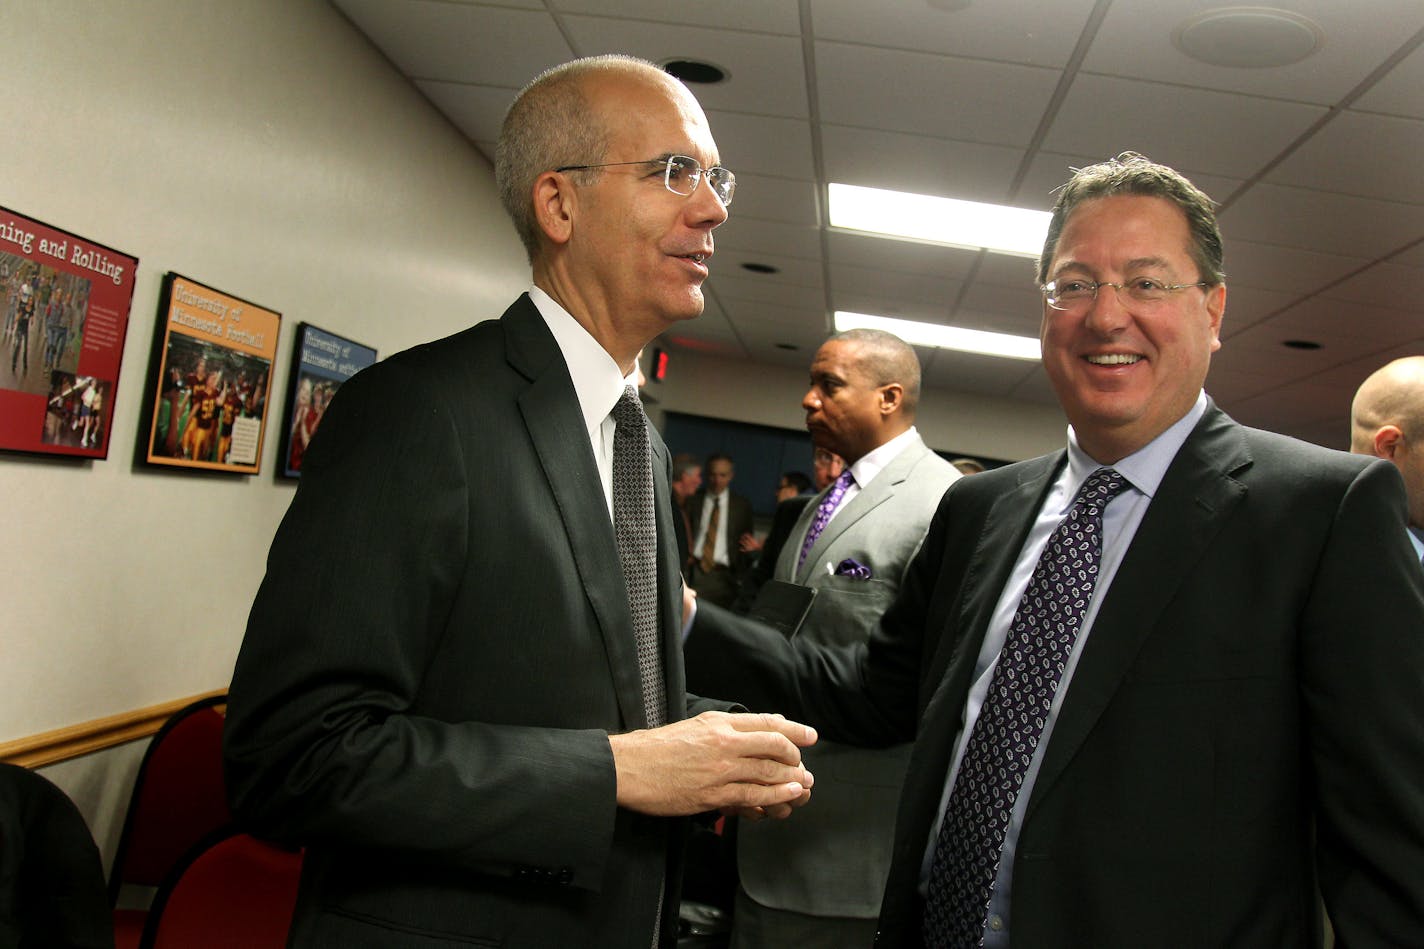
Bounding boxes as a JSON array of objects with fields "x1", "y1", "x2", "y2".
[
  {"x1": 608, "y1": 711, "x2": 817, "y2": 818},
  {"x1": 738, "y1": 532, "x2": 763, "y2": 553}
]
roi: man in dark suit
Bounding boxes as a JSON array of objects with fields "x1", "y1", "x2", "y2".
[
  {"x1": 670, "y1": 453, "x2": 702, "y2": 570},
  {"x1": 686, "y1": 453, "x2": 755, "y2": 607},
  {"x1": 691, "y1": 329, "x2": 959, "y2": 948},
  {"x1": 223, "y1": 55, "x2": 815, "y2": 949},
  {"x1": 1351, "y1": 356, "x2": 1424, "y2": 567},
  {"x1": 686, "y1": 153, "x2": 1424, "y2": 946}
]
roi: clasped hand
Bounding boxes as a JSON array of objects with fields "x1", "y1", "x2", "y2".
[{"x1": 608, "y1": 710, "x2": 817, "y2": 821}]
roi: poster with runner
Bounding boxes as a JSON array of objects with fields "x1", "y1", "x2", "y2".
[
  {"x1": 0, "y1": 206, "x2": 138, "y2": 458},
  {"x1": 141, "y1": 273, "x2": 280, "y2": 474}
]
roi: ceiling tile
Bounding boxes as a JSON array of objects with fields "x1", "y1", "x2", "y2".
[
  {"x1": 703, "y1": 111, "x2": 815, "y2": 179},
  {"x1": 819, "y1": 125, "x2": 1025, "y2": 203},
  {"x1": 1221, "y1": 183, "x2": 1424, "y2": 259},
  {"x1": 334, "y1": 0, "x2": 571, "y2": 85},
  {"x1": 1353, "y1": 41, "x2": 1424, "y2": 120},
  {"x1": 1084, "y1": 0, "x2": 1424, "y2": 103},
  {"x1": 815, "y1": 42, "x2": 1061, "y2": 147},
  {"x1": 552, "y1": 0, "x2": 801, "y2": 34},
  {"x1": 562, "y1": 16, "x2": 809, "y2": 118},
  {"x1": 809, "y1": 0, "x2": 1097, "y2": 68},
  {"x1": 1269, "y1": 111, "x2": 1424, "y2": 204},
  {"x1": 1042, "y1": 74, "x2": 1327, "y2": 179},
  {"x1": 713, "y1": 217, "x2": 822, "y2": 262}
]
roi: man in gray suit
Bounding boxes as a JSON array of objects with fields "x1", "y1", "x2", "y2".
[{"x1": 687, "y1": 328, "x2": 958, "y2": 947}]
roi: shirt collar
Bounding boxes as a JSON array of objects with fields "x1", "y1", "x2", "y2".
[
  {"x1": 848, "y1": 426, "x2": 919, "y2": 490},
  {"x1": 1063, "y1": 390, "x2": 1209, "y2": 506},
  {"x1": 528, "y1": 286, "x2": 635, "y2": 432},
  {"x1": 1409, "y1": 525, "x2": 1424, "y2": 562}
]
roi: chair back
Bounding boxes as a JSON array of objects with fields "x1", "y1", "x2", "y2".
[
  {"x1": 109, "y1": 695, "x2": 231, "y2": 902},
  {"x1": 138, "y1": 830, "x2": 302, "y2": 949}
]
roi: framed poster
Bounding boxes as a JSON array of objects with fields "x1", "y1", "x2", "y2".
[
  {"x1": 279, "y1": 322, "x2": 377, "y2": 478},
  {"x1": 0, "y1": 206, "x2": 138, "y2": 458},
  {"x1": 142, "y1": 274, "x2": 280, "y2": 474}
]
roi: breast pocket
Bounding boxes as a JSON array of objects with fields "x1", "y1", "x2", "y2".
[{"x1": 802, "y1": 576, "x2": 896, "y2": 648}]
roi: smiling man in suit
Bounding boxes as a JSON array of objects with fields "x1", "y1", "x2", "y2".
[
  {"x1": 688, "y1": 328, "x2": 958, "y2": 947},
  {"x1": 686, "y1": 153, "x2": 1424, "y2": 947},
  {"x1": 223, "y1": 55, "x2": 817, "y2": 949}
]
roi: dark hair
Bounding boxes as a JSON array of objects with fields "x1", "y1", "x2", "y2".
[
  {"x1": 780, "y1": 471, "x2": 812, "y2": 494},
  {"x1": 826, "y1": 327, "x2": 922, "y2": 416},
  {"x1": 1037, "y1": 152, "x2": 1224, "y2": 286}
]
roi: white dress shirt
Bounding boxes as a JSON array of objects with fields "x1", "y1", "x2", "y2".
[
  {"x1": 529, "y1": 286, "x2": 638, "y2": 519},
  {"x1": 821, "y1": 426, "x2": 921, "y2": 531}
]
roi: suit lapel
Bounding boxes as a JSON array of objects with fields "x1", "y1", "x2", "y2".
[
  {"x1": 505, "y1": 298, "x2": 647, "y2": 730},
  {"x1": 801, "y1": 440, "x2": 929, "y2": 576},
  {"x1": 1026, "y1": 408, "x2": 1251, "y2": 818},
  {"x1": 932, "y1": 455, "x2": 1063, "y2": 689}
]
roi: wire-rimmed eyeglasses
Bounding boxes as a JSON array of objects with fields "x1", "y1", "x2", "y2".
[
  {"x1": 1041, "y1": 276, "x2": 1212, "y2": 310},
  {"x1": 555, "y1": 154, "x2": 736, "y2": 207}
]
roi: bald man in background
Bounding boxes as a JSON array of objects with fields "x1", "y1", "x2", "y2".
[{"x1": 1352, "y1": 355, "x2": 1424, "y2": 565}]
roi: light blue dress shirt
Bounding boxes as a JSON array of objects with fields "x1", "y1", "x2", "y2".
[{"x1": 919, "y1": 392, "x2": 1210, "y2": 946}]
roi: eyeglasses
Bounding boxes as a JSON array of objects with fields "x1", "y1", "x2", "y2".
[
  {"x1": 1041, "y1": 276, "x2": 1212, "y2": 310},
  {"x1": 555, "y1": 155, "x2": 736, "y2": 207}
]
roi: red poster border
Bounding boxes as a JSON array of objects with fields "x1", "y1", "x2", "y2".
[{"x1": 0, "y1": 205, "x2": 138, "y2": 459}]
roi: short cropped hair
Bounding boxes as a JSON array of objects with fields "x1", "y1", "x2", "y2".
[
  {"x1": 495, "y1": 54, "x2": 663, "y2": 261},
  {"x1": 827, "y1": 327, "x2": 922, "y2": 417}
]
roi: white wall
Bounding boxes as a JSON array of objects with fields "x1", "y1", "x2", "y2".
[{"x1": 3, "y1": 0, "x2": 527, "y2": 860}]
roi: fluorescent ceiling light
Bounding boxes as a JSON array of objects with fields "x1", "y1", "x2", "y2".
[
  {"x1": 828, "y1": 183, "x2": 1050, "y2": 258},
  {"x1": 835, "y1": 311, "x2": 1041, "y2": 361}
]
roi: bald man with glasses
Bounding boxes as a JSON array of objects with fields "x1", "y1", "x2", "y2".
[{"x1": 225, "y1": 55, "x2": 815, "y2": 949}]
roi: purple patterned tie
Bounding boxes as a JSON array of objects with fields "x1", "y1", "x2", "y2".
[
  {"x1": 798, "y1": 468, "x2": 855, "y2": 569},
  {"x1": 923, "y1": 467, "x2": 1127, "y2": 947}
]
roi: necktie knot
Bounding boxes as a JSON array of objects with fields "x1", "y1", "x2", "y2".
[
  {"x1": 797, "y1": 468, "x2": 856, "y2": 569},
  {"x1": 611, "y1": 385, "x2": 645, "y2": 431}
]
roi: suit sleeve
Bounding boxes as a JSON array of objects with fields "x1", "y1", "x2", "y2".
[
  {"x1": 223, "y1": 362, "x2": 619, "y2": 889},
  {"x1": 1302, "y1": 459, "x2": 1424, "y2": 939},
  {"x1": 684, "y1": 489, "x2": 960, "y2": 746}
]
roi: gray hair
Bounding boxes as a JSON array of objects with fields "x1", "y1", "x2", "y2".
[{"x1": 495, "y1": 54, "x2": 664, "y2": 262}]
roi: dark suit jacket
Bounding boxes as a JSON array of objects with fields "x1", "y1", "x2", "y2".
[
  {"x1": 684, "y1": 489, "x2": 754, "y2": 574},
  {"x1": 686, "y1": 405, "x2": 1424, "y2": 947},
  {"x1": 224, "y1": 296, "x2": 731, "y2": 949}
]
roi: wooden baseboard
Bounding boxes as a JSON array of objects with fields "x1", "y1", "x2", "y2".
[{"x1": 0, "y1": 689, "x2": 228, "y2": 769}]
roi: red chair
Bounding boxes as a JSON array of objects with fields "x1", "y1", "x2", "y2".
[
  {"x1": 110, "y1": 695, "x2": 231, "y2": 948},
  {"x1": 137, "y1": 829, "x2": 302, "y2": 949}
]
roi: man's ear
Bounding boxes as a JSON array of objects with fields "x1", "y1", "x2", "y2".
[
  {"x1": 879, "y1": 383, "x2": 904, "y2": 416},
  {"x1": 532, "y1": 171, "x2": 574, "y2": 247},
  {"x1": 1374, "y1": 424, "x2": 1404, "y2": 460}
]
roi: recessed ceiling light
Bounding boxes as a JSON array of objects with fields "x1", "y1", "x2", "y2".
[
  {"x1": 835, "y1": 311, "x2": 1041, "y2": 361},
  {"x1": 661, "y1": 59, "x2": 727, "y2": 84},
  {"x1": 1282, "y1": 339, "x2": 1322, "y2": 350},
  {"x1": 828, "y1": 183, "x2": 1050, "y2": 258},
  {"x1": 741, "y1": 262, "x2": 780, "y2": 275},
  {"x1": 775, "y1": 342, "x2": 799, "y2": 351},
  {"x1": 1173, "y1": 7, "x2": 1324, "y2": 68}
]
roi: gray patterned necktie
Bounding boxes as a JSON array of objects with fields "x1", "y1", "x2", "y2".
[
  {"x1": 610, "y1": 385, "x2": 666, "y2": 728},
  {"x1": 923, "y1": 467, "x2": 1127, "y2": 947}
]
